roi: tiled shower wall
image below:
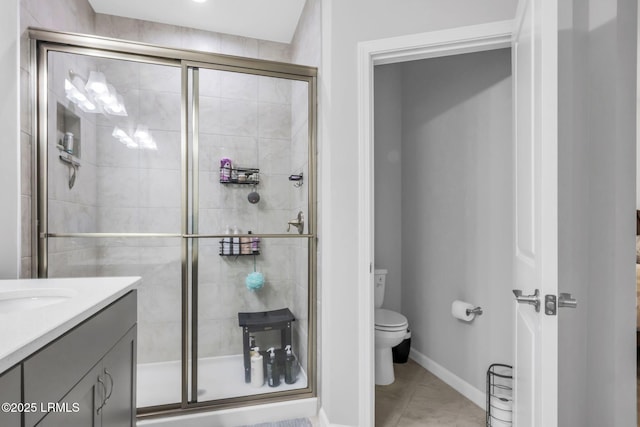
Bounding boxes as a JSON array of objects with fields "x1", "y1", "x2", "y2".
[
  {"x1": 91, "y1": 58, "x2": 183, "y2": 363},
  {"x1": 20, "y1": 0, "x2": 318, "y2": 369},
  {"x1": 195, "y1": 69, "x2": 302, "y2": 362},
  {"x1": 46, "y1": 52, "x2": 100, "y2": 278}
]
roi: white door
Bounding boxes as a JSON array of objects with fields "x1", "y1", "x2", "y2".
[{"x1": 512, "y1": 0, "x2": 558, "y2": 426}]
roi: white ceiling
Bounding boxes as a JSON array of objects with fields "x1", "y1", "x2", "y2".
[{"x1": 87, "y1": 0, "x2": 307, "y2": 44}]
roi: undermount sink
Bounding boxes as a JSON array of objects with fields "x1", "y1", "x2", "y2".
[{"x1": 0, "y1": 288, "x2": 78, "y2": 313}]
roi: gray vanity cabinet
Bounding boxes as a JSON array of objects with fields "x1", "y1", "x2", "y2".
[
  {"x1": 99, "y1": 327, "x2": 136, "y2": 427},
  {"x1": 36, "y1": 327, "x2": 136, "y2": 427},
  {"x1": 36, "y1": 363, "x2": 102, "y2": 427},
  {"x1": 0, "y1": 365, "x2": 21, "y2": 426},
  {"x1": 22, "y1": 291, "x2": 137, "y2": 427}
]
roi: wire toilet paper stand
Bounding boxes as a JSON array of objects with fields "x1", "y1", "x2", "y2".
[{"x1": 486, "y1": 363, "x2": 513, "y2": 427}]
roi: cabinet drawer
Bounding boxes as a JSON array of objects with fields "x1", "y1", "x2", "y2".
[{"x1": 24, "y1": 291, "x2": 136, "y2": 426}]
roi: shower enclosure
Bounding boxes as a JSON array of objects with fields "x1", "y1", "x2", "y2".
[{"x1": 31, "y1": 29, "x2": 316, "y2": 417}]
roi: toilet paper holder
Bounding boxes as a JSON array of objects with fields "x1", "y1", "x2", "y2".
[{"x1": 466, "y1": 306, "x2": 483, "y2": 316}]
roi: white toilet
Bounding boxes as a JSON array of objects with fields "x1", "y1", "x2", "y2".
[{"x1": 374, "y1": 269, "x2": 409, "y2": 385}]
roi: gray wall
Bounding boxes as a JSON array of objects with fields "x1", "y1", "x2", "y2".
[
  {"x1": 374, "y1": 64, "x2": 403, "y2": 313},
  {"x1": 0, "y1": 0, "x2": 19, "y2": 280},
  {"x1": 401, "y1": 48, "x2": 513, "y2": 391},
  {"x1": 558, "y1": 0, "x2": 637, "y2": 426},
  {"x1": 375, "y1": 48, "x2": 513, "y2": 394}
]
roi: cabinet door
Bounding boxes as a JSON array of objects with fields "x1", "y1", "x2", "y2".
[
  {"x1": 100, "y1": 327, "x2": 136, "y2": 427},
  {"x1": 0, "y1": 365, "x2": 21, "y2": 427},
  {"x1": 36, "y1": 365, "x2": 101, "y2": 427},
  {"x1": 24, "y1": 291, "x2": 137, "y2": 427}
]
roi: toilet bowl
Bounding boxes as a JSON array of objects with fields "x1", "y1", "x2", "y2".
[
  {"x1": 374, "y1": 269, "x2": 409, "y2": 385},
  {"x1": 374, "y1": 308, "x2": 408, "y2": 385}
]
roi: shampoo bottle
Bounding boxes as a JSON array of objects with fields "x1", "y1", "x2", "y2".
[
  {"x1": 284, "y1": 345, "x2": 298, "y2": 384},
  {"x1": 251, "y1": 232, "x2": 260, "y2": 254},
  {"x1": 222, "y1": 225, "x2": 232, "y2": 255},
  {"x1": 240, "y1": 232, "x2": 251, "y2": 255},
  {"x1": 266, "y1": 347, "x2": 280, "y2": 387},
  {"x1": 220, "y1": 158, "x2": 232, "y2": 182},
  {"x1": 232, "y1": 226, "x2": 240, "y2": 255},
  {"x1": 250, "y1": 347, "x2": 264, "y2": 387}
]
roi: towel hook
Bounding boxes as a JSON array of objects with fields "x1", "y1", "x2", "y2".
[{"x1": 288, "y1": 173, "x2": 303, "y2": 188}]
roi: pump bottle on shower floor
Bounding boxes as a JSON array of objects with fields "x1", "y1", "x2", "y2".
[
  {"x1": 266, "y1": 347, "x2": 280, "y2": 387},
  {"x1": 250, "y1": 347, "x2": 264, "y2": 387},
  {"x1": 284, "y1": 345, "x2": 298, "y2": 384}
]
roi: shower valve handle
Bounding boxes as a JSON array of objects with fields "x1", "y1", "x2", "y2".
[{"x1": 287, "y1": 211, "x2": 304, "y2": 234}]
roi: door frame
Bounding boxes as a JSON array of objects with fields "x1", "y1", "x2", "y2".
[{"x1": 356, "y1": 20, "x2": 513, "y2": 425}]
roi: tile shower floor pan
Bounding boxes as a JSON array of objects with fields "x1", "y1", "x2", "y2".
[{"x1": 137, "y1": 354, "x2": 308, "y2": 408}]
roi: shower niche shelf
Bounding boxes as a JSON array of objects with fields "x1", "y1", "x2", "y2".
[
  {"x1": 219, "y1": 167, "x2": 260, "y2": 185},
  {"x1": 56, "y1": 102, "x2": 81, "y2": 158},
  {"x1": 56, "y1": 103, "x2": 82, "y2": 189}
]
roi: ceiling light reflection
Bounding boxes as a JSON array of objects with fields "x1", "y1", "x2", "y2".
[
  {"x1": 85, "y1": 71, "x2": 108, "y2": 95},
  {"x1": 64, "y1": 78, "x2": 97, "y2": 113},
  {"x1": 112, "y1": 126, "x2": 157, "y2": 151},
  {"x1": 67, "y1": 70, "x2": 127, "y2": 117}
]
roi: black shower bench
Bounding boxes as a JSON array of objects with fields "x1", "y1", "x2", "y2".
[{"x1": 238, "y1": 308, "x2": 296, "y2": 383}]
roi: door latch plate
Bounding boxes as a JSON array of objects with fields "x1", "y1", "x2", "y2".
[{"x1": 545, "y1": 294, "x2": 556, "y2": 315}]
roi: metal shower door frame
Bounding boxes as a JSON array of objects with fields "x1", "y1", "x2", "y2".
[{"x1": 31, "y1": 28, "x2": 317, "y2": 419}]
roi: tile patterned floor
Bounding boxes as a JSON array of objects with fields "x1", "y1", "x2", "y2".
[{"x1": 375, "y1": 359, "x2": 486, "y2": 427}]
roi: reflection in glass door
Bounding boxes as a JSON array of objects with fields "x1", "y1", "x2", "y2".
[{"x1": 36, "y1": 31, "x2": 316, "y2": 417}]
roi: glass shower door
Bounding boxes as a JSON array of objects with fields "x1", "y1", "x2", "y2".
[
  {"x1": 42, "y1": 48, "x2": 184, "y2": 409},
  {"x1": 189, "y1": 66, "x2": 315, "y2": 402}
]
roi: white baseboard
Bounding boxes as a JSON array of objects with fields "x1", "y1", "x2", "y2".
[
  {"x1": 317, "y1": 407, "x2": 352, "y2": 427},
  {"x1": 318, "y1": 408, "x2": 330, "y2": 426},
  {"x1": 409, "y1": 349, "x2": 485, "y2": 410},
  {"x1": 137, "y1": 398, "x2": 318, "y2": 427}
]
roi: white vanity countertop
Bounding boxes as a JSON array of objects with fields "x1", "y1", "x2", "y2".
[{"x1": 0, "y1": 276, "x2": 140, "y2": 374}]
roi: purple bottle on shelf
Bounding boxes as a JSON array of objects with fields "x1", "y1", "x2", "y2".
[
  {"x1": 220, "y1": 158, "x2": 232, "y2": 182},
  {"x1": 249, "y1": 231, "x2": 260, "y2": 253}
]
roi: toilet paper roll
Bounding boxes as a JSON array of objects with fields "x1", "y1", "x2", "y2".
[
  {"x1": 490, "y1": 394, "x2": 513, "y2": 422},
  {"x1": 451, "y1": 300, "x2": 476, "y2": 321}
]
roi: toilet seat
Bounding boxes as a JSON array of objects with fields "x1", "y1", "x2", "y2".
[{"x1": 375, "y1": 309, "x2": 408, "y2": 332}]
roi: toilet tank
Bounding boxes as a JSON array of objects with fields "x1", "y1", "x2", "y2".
[{"x1": 374, "y1": 269, "x2": 388, "y2": 308}]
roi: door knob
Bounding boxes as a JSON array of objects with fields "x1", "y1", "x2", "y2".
[
  {"x1": 512, "y1": 289, "x2": 540, "y2": 312},
  {"x1": 558, "y1": 293, "x2": 577, "y2": 309}
]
